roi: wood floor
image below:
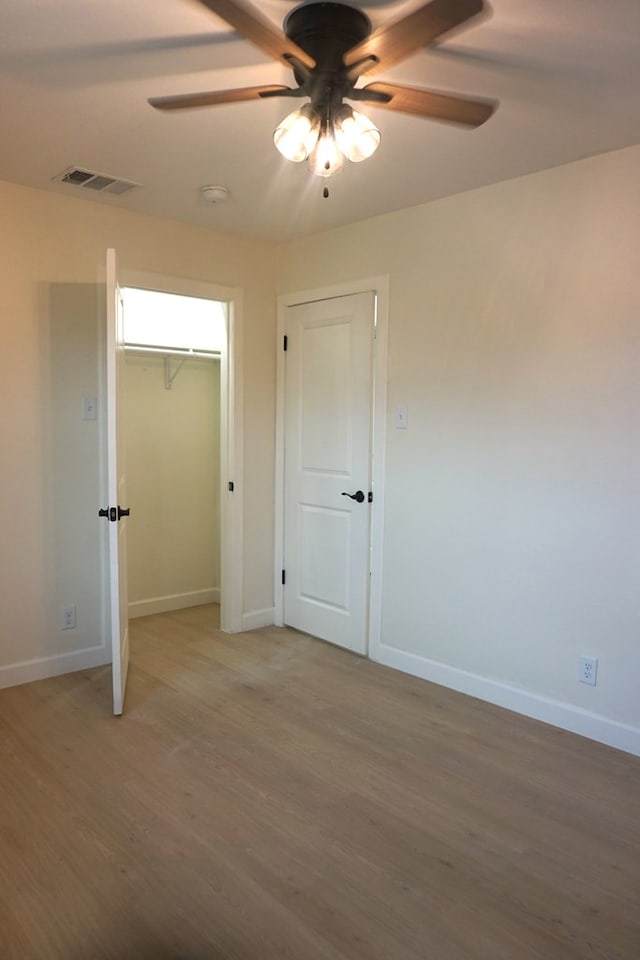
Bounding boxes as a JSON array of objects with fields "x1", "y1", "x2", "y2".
[{"x1": 0, "y1": 605, "x2": 638, "y2": 960}]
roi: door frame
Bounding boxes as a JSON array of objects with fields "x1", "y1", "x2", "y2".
[
  {"x1": 274, "y1": 275, "x2": 389, "y2": 658},
  {"x1": 119, "y1": 268, "x2": 244, "y2": 635}
]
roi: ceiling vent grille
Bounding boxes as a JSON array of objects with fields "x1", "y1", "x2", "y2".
[{"x1": 53, "y1": 166, "x2": 140, "y2": 196}]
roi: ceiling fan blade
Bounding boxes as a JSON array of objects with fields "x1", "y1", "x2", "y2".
[
  {"x1": 149, "y1": 84, "x2": 292, "y2": 110},
  {"x1": 344, "y1": 0, "x2": 485, "y2": 75},
  {"x1": 195, "y1": 0, "x2": 315, "y2": 69},
  {"x1": 359, "y1": 81, "x2": 496, "y2": 126}
]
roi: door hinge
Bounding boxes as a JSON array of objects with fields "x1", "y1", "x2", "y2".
[
  {"x1": 282, "y1": 569, "x2": 286, "y2": 585},
  {"x1": 228, "y1": 481, "x2": 234, "y2": 492},
  {"x1": 283, "y1": 335, "x2": 288, "y2": 351}
]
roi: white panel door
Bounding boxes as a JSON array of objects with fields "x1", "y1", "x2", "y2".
[
  {"x1": 283, "y1": 292, "x2": 375, "y2": 654},
  {"x1": 105, "y1": 248, "x2": 130, "y2": 715}
]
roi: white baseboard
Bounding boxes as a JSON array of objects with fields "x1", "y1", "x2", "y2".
[
  {"x1": 242, "y1": 607, "x2": 275, "y2": 631},
  {"x1": 0, "y1": 644, "x2": 109, "y2": 691},
  {"x1": 129, "y1": 588, "x2": 220, "y2": 619},
  {"x1": 374, "y1": 643, "x2": 640, "y2": 758}
]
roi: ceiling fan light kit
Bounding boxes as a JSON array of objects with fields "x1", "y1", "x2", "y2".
[
  {"x1": 309, "y1": 123, "x2": 345, "y2": 178},
  {"x1": 334, "y1": 106, "x2": 381, "y2": 163},
  {"x1": 150, "y1": 0, "x2": 496, "y2": 194},
  {"x1": 273, "y1": 104, "x2": 321, "y2": 163},
  {"x1": 274, "y1": 102, "x2": 380, "y2": 173}
]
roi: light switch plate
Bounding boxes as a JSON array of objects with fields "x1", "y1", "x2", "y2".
[
  {"x1": 82, "y1": 396, "x2": 97, "y2": 420},
  {"x1": 395, "y1": 405, "x2": 408, "y2": 429}
]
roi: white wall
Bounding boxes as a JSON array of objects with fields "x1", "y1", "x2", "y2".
[
  {"x1": 0, "y1": 180, "x2": 277, "y2": 687},
  {"x1": 125, "y1": 354, "x2": 220, "y2": 617},
  {"x1": 278, "y1": 145, "x2": 640, "y2": 755}
]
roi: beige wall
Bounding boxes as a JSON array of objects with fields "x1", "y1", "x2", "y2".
[
  {"x1": 2, "y1": 143, "x2": 638, "y2": 752},
  {"x1": 125, "y1": 354, "x2": 220, "y2": 617},
  {"x1": 0, "y1": 180, "x2": 277, "y2": 685},
  {"x1": 278, "y1": 144, "x2": 640, "y2": 751}
]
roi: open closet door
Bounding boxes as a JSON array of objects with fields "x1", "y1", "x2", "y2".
[{"x1": 105, "y1": 248, "x2": 130, "y2": 715}]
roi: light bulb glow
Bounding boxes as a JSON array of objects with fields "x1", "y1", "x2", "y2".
[
  {"x1": 308, "y1": 131, "x2": 344, "y2": 178},
  {"x1": 274, "y1": 101, "x2": 381, "y2": 179},
  {"x1": 334, "y1": 106, "x2": 380, "y2": 162},
  {"x1": 273, "y1": 105, "x2": 320, "y2": 162}
]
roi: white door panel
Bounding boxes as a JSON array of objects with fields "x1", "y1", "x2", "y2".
[
  {"x1": 105, "y1": 248, "x2": 130, "y2": 715},
  {"x1": 284, "y1": 292, "x2": 374, "y2": 654},
  {"x1": 300, "y1": 321, "x2": 352, "y2": 473},
  {"x1": 299, "y1": 504, "x2": 351, "y2": 610}
]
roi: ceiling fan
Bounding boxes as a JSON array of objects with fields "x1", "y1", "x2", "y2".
[{"x1": 149, "y1": 0, "x2": 497, "y2": 191}]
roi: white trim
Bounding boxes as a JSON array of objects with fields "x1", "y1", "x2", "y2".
[
  {"x1": 242, "y1": 607, "x2": 276, "y2": 632},
  {"x1": 121, "y1": 271, "x2": 235, "y2": 303},
  {"x1": 274, "y1": 275, "x2": 389, "y2": 660},
  {"x1": 0, "y1": 645, "x2": 109, "y2": 691},
  {"x1": 368, "y1": 278, "x2": 389, "y2": 664},
  {"x1": 128, "y1": 588, "x2": 220, "y2": 619},
  {"x1": 274, "y1": 300, "x2": 286, "y2": 627},
  {"x1": 119, "y1": 268, "x2": 244, "y2": 635},
  {"x1": 220, "y1": 293, "x2": 244, "y2": 633},
  {"x1": 375, "y1": 643, "x2": 640, "y2": 758}
]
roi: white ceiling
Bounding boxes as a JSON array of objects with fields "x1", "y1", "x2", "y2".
[{"x1": 2, "y1": 0, "x2": 639, "y2": 242}]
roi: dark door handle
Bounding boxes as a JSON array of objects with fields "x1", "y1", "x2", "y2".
[
  {"x1": 341, "y1": 490, "x2": 365, "y2": 503},
  {"x1": 98, "y1": 506, "x2": 130, "y2": 521}
]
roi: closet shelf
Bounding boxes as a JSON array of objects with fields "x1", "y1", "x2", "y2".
[{"x1": 124, "y1": 343, "x2": 220, "y2": 389}]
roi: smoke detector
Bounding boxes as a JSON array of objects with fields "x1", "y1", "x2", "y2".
[{"x1": 200, "y1": 185, "x2": 228, "y2": 204}]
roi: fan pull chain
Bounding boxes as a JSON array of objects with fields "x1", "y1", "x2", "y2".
[{"x1": 323, "y1": 156, "x2": 330, "y2": 197}]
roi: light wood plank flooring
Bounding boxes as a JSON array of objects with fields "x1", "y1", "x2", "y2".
[{"x1": 1, "y1": 604, "x2": 638, "y2": 960}]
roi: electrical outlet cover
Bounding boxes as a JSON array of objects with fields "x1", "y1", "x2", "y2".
[
  {"x1": 579, "y1": 655, "x2": 597, "y2": 686},
  {"x1": 61, "y1": 605, "x2": 76, "y2": 630}
]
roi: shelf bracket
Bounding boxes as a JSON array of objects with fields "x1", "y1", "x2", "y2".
[{"x1": 164, "y1": 355, "x2": 186, "y2": 390}]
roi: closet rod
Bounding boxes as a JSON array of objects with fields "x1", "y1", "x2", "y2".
[{"x1": 124, "y1": 344, "x2": 220, "y2": 359}]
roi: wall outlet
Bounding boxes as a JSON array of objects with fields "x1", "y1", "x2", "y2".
[
  {"x1": 61, "y1": 605, "x2": 76, "y2": 630},
  {"x1": 579, "y1": 655, "x2": 598, "y2": 686}
]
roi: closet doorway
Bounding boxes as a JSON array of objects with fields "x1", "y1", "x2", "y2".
[{"x1": 117, "y1": 273, "x2": 243, "y2": 634}]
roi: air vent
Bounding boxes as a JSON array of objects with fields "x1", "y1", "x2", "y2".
[{"x1": 52, "y1": 166, "x2": 140, "y2": 196}]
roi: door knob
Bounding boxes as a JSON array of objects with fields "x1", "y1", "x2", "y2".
[
  {"x1": 98, "y1": 506, "x2": 130, "y2": 521},
  {"x1": 341, "y1": 490, "x2": 365, "y2": 503}
]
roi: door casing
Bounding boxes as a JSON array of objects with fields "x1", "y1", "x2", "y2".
[{"x1": 275, "y1": 276, "x2": 389, "y2": 659}]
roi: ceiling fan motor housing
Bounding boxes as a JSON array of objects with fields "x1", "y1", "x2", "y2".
[{"x1": 284, "y1": 2, "x2": 372, "y2": 93}]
